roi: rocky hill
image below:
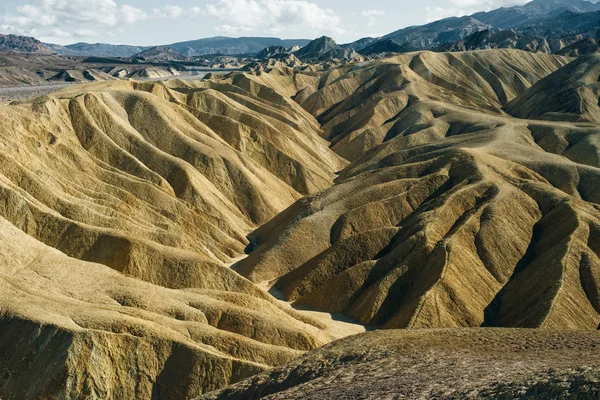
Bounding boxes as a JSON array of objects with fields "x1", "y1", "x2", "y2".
[
  {"x1": 294, "y1": 36, "x2": 363, "y2": 62},
  {"x1": 256, "y1": 46, "x2": 292, "y2": 59},
  {"x1": 0, "y1": 34, "x2": 52, "y2": 54},
  {"x1": 357, "y1": 0, "x2": 600, "y2": 56},
  {"x1": 130, "y1": 46, "x2": 189, "y2": 62},
  {"x1": 203, "y1": 330, "x2": 600, "y2": 399}
]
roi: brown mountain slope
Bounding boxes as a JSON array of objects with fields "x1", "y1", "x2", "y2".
[
  {"x1": 234, "y1": 52, "x2": 600, "y2": 330},
  {"x1": 0, "y1": 215, "x2": 331, "y2": 399},
  {"x1": 506, "y1": 54, "x2": 600, "y2": 123},
  {"x1": 0, "y1": 76, "x2": 347, "y2": 399},
  {"x1": 0, "y1": 79, "x2": 345, "y2": 289},
  {"x1": 201, "y1": 329, "x2": 600, "y2": 399},
  {"x1": 241, "y1": 50, "x2": 571, "y2": 161},
  {"x1": 1, "y1": 49, "x2": 600, "y2": 398}
]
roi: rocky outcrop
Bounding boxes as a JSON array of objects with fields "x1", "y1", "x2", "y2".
[{"x1": 294, "y1": 37, "x2": 364, "y2": 62}]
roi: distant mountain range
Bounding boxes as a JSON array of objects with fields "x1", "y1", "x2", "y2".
[
  {"x1": 346, "y1": 0, "x2": 600, "y2": 52},
  {"x1": 379, "y1": 16, "x2": 492, "y2": 50},
  {"x1": 472, "y1": 0, "x2": 600, "y2": 29},
  {"x1": 168, "y1": 37, "x2": 311, "y2": 56},
  {"x1": 1, "y1": 0, "x2": 599, "y2": 59},
  {"x1": 36, "y1": 37, "x2": 312, "y2": 58},
  {"x1": 46, "y1": 42, "x2": 149, "y2": 57}
]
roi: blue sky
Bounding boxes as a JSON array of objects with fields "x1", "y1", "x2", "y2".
[{"x1": 0, "y1": 0, "x2": 531, "y2": 45}]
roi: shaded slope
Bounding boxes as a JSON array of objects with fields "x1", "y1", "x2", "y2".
[
  {"x1": 434, "y1": 29, "x2": 570, "y2": 53},
  {"x1": 506, "y1": 54, "x2": 600, "y2": 123},
  {"x1": 360, "y1": 39, "x2": 418, "y2": 56},
  {"x1": 558, "y1": 37, "x2": 600, "y2": 57}
]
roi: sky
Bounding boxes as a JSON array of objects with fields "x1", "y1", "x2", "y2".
[{"x1": 0, "y1": 0, "x2": 533, "y2": 46}]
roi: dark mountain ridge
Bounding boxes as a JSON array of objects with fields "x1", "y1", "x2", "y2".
[
  {"x1": 294, "y1": 36, "x2": 362, "y2": 62},
  {"x1": 473, "y1": 0, "x2": 600, "y2": 29},
  {"x1": 360, "y1": 0, "x2": 600, "y2": 56},
  {"x1": 0, "y1": 34, "x2": 52, "y2": 54}
]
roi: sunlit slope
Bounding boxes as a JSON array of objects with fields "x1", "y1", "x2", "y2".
[
  {"x1": 241, "y1": 50, "x2": 571, "y2": 161},
  {"x1": 235, "y1": 51, "x2": 600, "y2": 330},
  {"x1": 0, "y1": 215, "x2": 331, "y2": 399},
  {"x1": 0, "y1": 75, "x2": 347, "y2": 399},
  {"x1": 0, "y1": 79, "x2": 346, "y2": 289}
]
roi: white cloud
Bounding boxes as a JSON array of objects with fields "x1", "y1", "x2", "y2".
[
  {"x1": 425, "y1": 0, "x2": 530, "y2": 23},
  {"x1": 206, "y1": 0, "x2": 345, "y2": 36},
  {"x1": 152, "y1": 6, "x2": 185, "y2": 19},
  {"x1": 121, "y1": 4, "x2": 149, "y2": 24},
  {"x1": 361, "y1": 9, "x2": 384, "y2": 27},
  {"x1": 215, "y1": 24, "x2": 253, "y2": 34},
  {"x1": 0, "y1": 0, "x2": 202, "y2": 41},
  {"x1": 0, "y1": 0, "x2": 147, "y2": 38}
]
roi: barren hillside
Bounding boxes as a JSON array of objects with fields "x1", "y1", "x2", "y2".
[
  {"x1": 1, "y1": 48, "x2": 599, "y2": 398},
  {"x1": 202, "y1": 329, "x2": 600, "y2": 399},
  {"x1": 233, "y1": 50, "x2": 600, "y2": 330}
]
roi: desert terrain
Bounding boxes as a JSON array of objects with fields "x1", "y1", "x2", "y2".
[
  {"x1": 202, "y1": 329, "x2": 600, "y2": 399},
  {"x1": 0, "y1": 52, "x2": 239, "y2": 102},
  {"x1": 0, "y1": 46, "x2": 598, "y2": 398},
  {"x1": 1, "y1": 0, "x2": 600, "y2": 395}
]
